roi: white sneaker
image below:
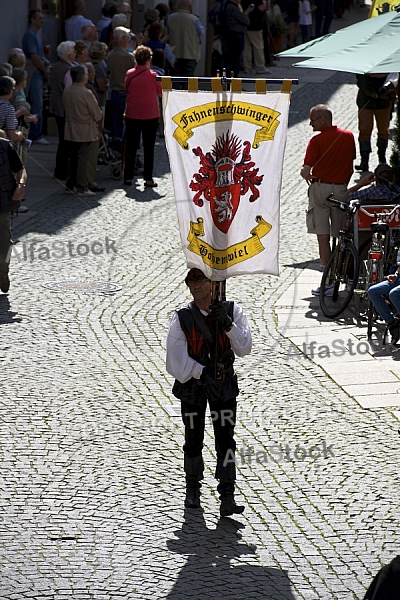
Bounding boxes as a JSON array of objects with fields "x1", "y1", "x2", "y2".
[
  {"x1": 76, "y1": 189, "x2": 96, "y2": 197},
  {"x1": 256, "y1": 67, "x2": 272, "y2": 74},
  {"x1": 35, "y1": 137, "x2": 50, "y2": 145},
  {"x1": 64, "y1": 187, "x2": 76, "y2": 194},
  {"x1": 312, "y1": 284, "x2": 335, "y2": 296}
]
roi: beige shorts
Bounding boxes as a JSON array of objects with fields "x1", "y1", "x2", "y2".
[{"x1": 307, "y1": 182, "x2": 348, "y2": 237}]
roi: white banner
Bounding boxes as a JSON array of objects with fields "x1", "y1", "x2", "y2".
[{"x1": 163, "y1": 88, "x2": 291, "y2": 279}]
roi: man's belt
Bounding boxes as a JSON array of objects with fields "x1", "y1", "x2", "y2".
[
  {"x1": 311, "y1": 179, "x2": 346, "y2": 185},
  {"x1": 216, "y1": 364, "x2": 234, "y2": 382}
]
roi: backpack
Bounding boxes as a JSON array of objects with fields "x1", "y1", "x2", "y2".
[{"x1": 208, "y1": 0, "x2": 227, "y2": 33}]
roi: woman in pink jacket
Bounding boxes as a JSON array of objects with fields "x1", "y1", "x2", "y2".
[{"x1": 124, "y1": 45, "x2": 162, "y2": 187}]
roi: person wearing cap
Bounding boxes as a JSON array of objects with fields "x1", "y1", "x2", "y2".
[
  {"x1": 347, "y1": 164, "x2": 398, "y2": 204},
  {"x1": 166, "y1": 268, "x2": 252, "y2": 516}
]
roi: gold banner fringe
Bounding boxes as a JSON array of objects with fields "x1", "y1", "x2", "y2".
[
  {"x1": 161, "y1": 76, "x2": 172, "y2": 91},
  {"x1": 188, "y1": 78, "x2": 198, "y2": 92},
  {"x1": 281, "y1": 79, "x2": 292, "y2": 93}
]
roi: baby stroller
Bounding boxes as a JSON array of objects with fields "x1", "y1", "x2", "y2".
[{"x1": 98, "y1": 131, "x2": 122, "y2": 180}]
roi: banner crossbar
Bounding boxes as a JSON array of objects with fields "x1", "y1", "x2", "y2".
[{"x1": 157, "y1": 76, "x2": 299, "y2": 85}]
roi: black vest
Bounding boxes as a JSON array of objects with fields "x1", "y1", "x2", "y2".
[{"x1": 172, "y1": 301, "x2": 238, "y2": 404}]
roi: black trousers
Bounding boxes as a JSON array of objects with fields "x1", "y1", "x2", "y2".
[
  {"x1": 53, "y1": 115, "x2": 69, "y2": 179},
  {"x1": 123, "y1": 117, "x2": 158, "y2": 182},
  {"x1": 181, "y1": 398, "x2": 237, "y2": 480},
  {"x1": 0, "y1": 212, "x2": 12, "y2": 277},
  {"x1": 66, "y1": 141, "x2": 95, "y2": 191},
  {"x1": 221, "y1": 32, "x2": 245, "y2": 78}
]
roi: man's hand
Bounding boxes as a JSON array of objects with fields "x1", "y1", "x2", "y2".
[
  {"x1": 12, "y1": 184, "x2": 25, "y2": 202},
  {"x1": 300, "y1": 164, "x2": 313, "y2": 184},
  {"x1": 24, "y1": 114, "x2": 38, "y2": 124},
  {"x1": 359, "y1": 172, "x2": 374, "y2": 186},
  {"x1": 200, "y1": 367, "x2": 221, "y2": 402},
  {"x1": 208, "y1": 303, "x2": 233, "y2": 331},
  {"x1": 388, "y1": 273, "x2": 399, "y2": 285}
]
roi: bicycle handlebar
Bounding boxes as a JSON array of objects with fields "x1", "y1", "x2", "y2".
[
  {"x1": 326, "y1": 194, "x2": 360, "y2": 213},
  {"x1": 358, "y1": 203, "x2": 400, "y2": 220}
]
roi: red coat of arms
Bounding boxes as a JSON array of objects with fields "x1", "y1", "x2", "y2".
[{"x1": 189, "y1": 132, "x2": 264, "y2": 234}]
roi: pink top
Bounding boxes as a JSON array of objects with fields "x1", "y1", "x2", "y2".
[{"x1": 124, "y1": 65, "x2": 162, "y2": 120}]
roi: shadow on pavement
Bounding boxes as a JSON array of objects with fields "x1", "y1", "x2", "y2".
[
  {"x1": 284, "y1": 260, "x2": 320, "y2": 270},
  {"x1": 124, "y1": 186, "x2": 164, "y2": 203},
  {"x1": 13, "y1": 193, "x2": 101, "y2": 238},
  {"x1": 0, "y1": 296, "x2": 22, "y2": 324},
  {"x1": 166, "y1": 510, "x2": 296, "y2": 600}
]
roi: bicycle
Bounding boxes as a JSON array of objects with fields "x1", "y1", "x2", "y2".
[
  {"x1": 319, "y1": 197, "x2": 360, "y2": 318},
  {"x1": 355, "y1": 203, "x2": 400, "y2": 338}
]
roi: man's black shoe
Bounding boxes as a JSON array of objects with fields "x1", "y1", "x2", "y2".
[
  {"x1": 388, "y1": 317, "x2": 400, "y2": 331},
  {"x1": 185, "y1": 487, "x2": 201, "y2": 509},
  {"x1": 0, "y1": 275, "x2": 10, "y2": 293},
  {"x1": 220, "y1": 496, "x2": 245, "y2": 517},
  {"x1": 391, "y1": 326, "x2": 400, "y2": 345},
  {"x1": 388, "y1": 317, "x2": 400, "y2": 344}
]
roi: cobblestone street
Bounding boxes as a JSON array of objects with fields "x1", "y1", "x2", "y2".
[{"x1": 1, "y1": 17, "x2": 400, "y2": 599}]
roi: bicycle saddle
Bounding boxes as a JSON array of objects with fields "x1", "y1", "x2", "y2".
[{"x1": 370, "y1": 221, "x2": 389, "y2": 233}]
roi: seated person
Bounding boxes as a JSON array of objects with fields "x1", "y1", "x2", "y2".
[
  {"x1": 347, "y1": 164, "x2": 398, "y2": 205},
  {"x1": 348, "y1": 164, "x2": 399, "y2": 259},
  {"x1": 368, "y1": 267, "x2": 400, "y2": 345}
]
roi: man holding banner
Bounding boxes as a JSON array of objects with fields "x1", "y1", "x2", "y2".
[
  {"x1": 166, "y1": 267, "x2": 252, "y2": 516},
  {"x1": 161, "y1": 63, "x2": 292, "y2": 514}
]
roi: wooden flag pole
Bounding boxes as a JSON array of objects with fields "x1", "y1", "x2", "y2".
[{"x1": 210, "y1": 72, "x2": 229, "y2": 380}]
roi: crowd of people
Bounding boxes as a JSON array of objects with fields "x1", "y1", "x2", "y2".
[
  {"x1": 0, "y1": 1, "x2": 399, "y2": 321},
  {"x1": 0, "y1": 0, "x2": 365, "y2": 193},
  {"x1": 208, "y1": 0, "x2": 356, "y2": 77},
  {"x1": 0, "y1": 1, "x2": 206, "y2": 198}
]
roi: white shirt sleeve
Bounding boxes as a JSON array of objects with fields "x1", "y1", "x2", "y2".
[
  {"x1": 166, "y1": 311, "x2": 205, "y2": 384},
  {"x1": 226, "y1": 302, "x2": 252, "y2": 357},
  {"x1": 166, "y1": 302, "x2": 252, "y2": 383}
]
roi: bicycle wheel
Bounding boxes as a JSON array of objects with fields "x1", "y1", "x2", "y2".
[{"x1": 320, "y1": 242, "x2": 360, "y2": 318}]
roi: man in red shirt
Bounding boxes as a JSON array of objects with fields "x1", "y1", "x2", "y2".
[{"x1": 301, "y1": 104, "x2": 356, "y2": 294}]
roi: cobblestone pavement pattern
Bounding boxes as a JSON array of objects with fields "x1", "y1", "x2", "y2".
[{"x1": 1, "y1": 16, "x2": 400, "y2": 600}]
